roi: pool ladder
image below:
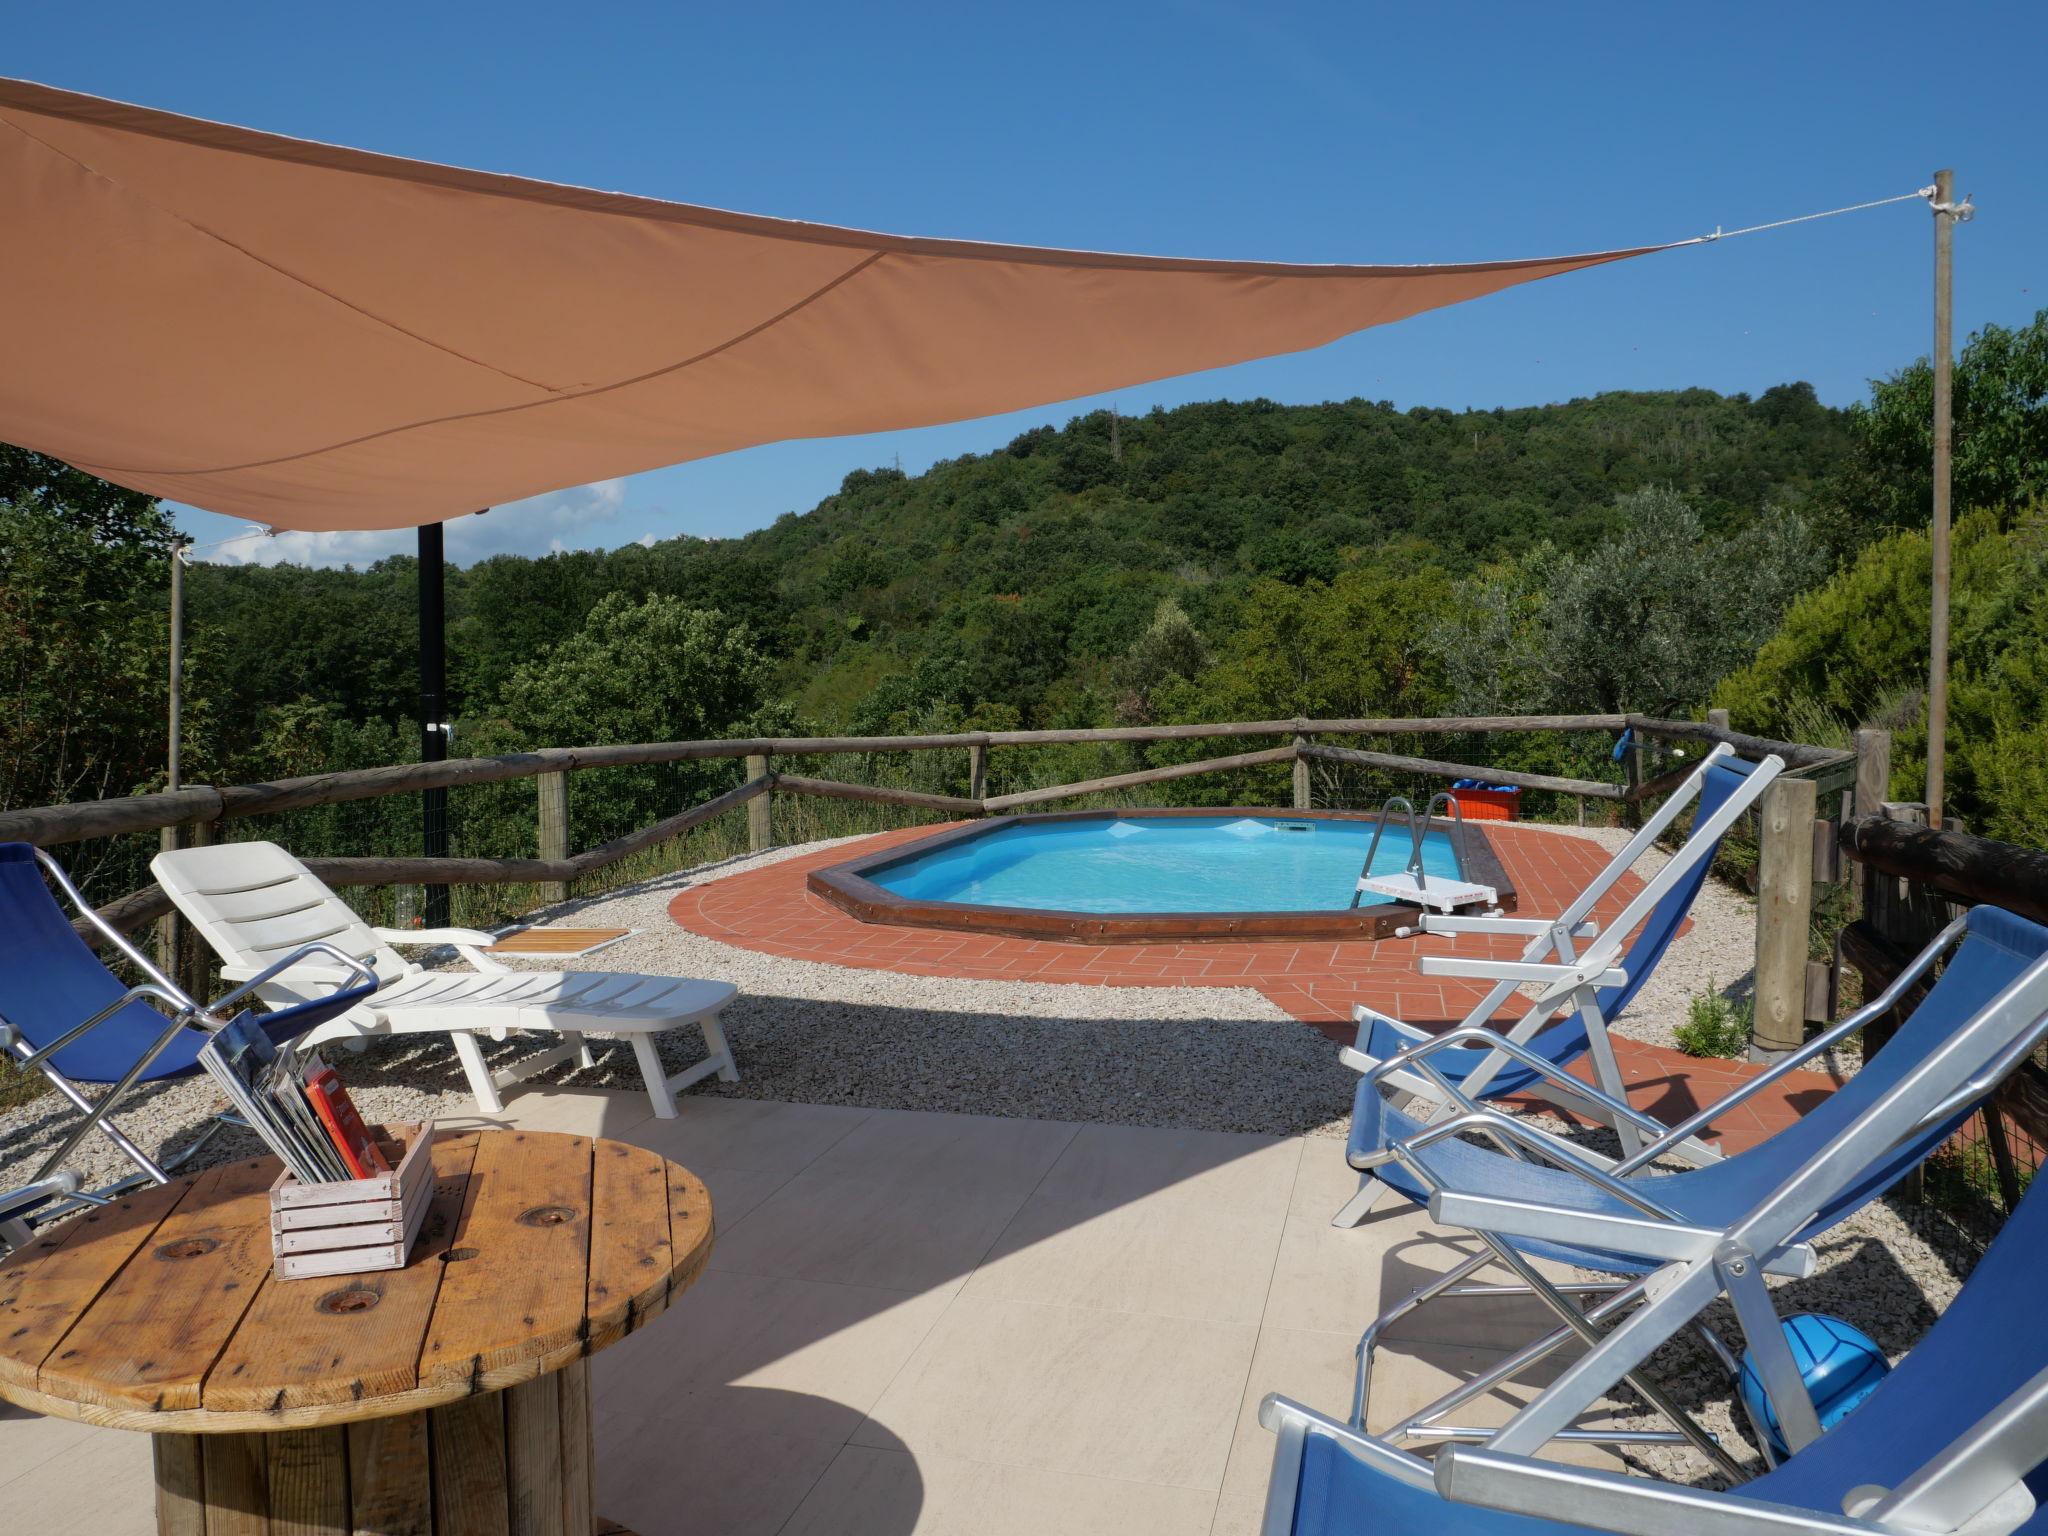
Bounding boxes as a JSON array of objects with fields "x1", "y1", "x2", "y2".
[{"x1": 1350, "y1": 792, "x2": 1501, "y2": 916}]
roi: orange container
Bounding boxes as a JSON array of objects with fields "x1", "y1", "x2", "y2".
[{"x1": 1449, "y1": 786, "x2": 1521, "y2": 822}]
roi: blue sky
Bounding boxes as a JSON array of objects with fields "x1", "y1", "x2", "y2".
[{"x1": 14, "y1": 2, "x2": 2043, "y2": 567}]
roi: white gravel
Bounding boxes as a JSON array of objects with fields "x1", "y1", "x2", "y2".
[{"x1": 1, "y1": 825, "x2": 1978, "y2": 1489}]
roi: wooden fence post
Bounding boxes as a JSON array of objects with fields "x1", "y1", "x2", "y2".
[
  {"x1": 1291, "y1": 734, "x2": 1311, "y2": 811},
  {"x1": 745, "y1": 754, "x2": 772, "y2": 852},
  {"x1": 1752, "y1": 776, "x2": 1818, "y2": 1061},
  {"x1": 179, "y1": 811, "x2": 215, "y2": 999},
  {"x1": 535, "y1": 772, "x2": 569, "y2": 904},
  {"x1": 1623, "y1": 733, "x2": 1644, "y2": 828},
  {"x1": 968, "y1": 742, "x2": 988, "y2": 807},
  {"x1": 1706, "y1": 707, "x2": 1730, "y2": 734},
  {"x1": 1853, "y1": 727, "x2": 1892, "y2": 913}
]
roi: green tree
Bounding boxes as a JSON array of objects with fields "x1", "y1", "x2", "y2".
[
  {"x1": 1842, "y1": 310, "x2": 2048, "y2": 532},
  {"x1": 492, "y1": 593, "x2": 779, "y2": 847}
]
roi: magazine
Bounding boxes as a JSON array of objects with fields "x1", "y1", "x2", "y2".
[{"x1": 197, "y1": 1019, "x2": 354, "y2": 1184}]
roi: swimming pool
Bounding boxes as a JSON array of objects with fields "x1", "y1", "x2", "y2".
[{"x1": 809, "y1": 809, "x2": 1514, "y2": 943}]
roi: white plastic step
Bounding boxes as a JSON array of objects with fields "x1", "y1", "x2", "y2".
[{"x1": 1355, "y1": 872, "x2": 1499, "y2": 913}]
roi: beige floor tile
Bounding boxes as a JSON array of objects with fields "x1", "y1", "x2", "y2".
[
  {"x1": 783, "y1": 1444, "x2": 1220, "y2": 1536},
  {"x1": 708, "y1": 1166, "x2": 1030, "y2": 1292},
  {"x1": 1359, "y1": 1338, "x2": 1630, "y2": 1471},
  {"x1": 803, "y1": 1109, "x2": 1078, "y2": 1200},
  {"x1": 1288, "y1": 1132, "x2": 1376, "y2": 1219},
  {"x1": 697, "y1": 1163, "x2": 797, "y2": 1236},
  {"x1": 1262, "y1": 1205, "x2": 1563, "y2": 1348},
  {"x1": 962, "y1": 1186, "x2": 1286, "y2": 1325},
  {"x1": 1216, "y1": 1326, "x2": 1367, "y2": 1504},
  {"x1": 456, "y1": 1084, "x2": 659, "y2": 1138},
  {"x1": 596, "y1": 1408, "x2": 843, "y2": 1536},
  {"x1": 622, "y1": 1096, "x2": 871, "y2": 1174},
  {"x1": 0, "y1": 1402, "x2": 103, "y2": 1489},
  {"x1": 1036, "y1": 1125, "x2": 1302, "y2": 1214},
  {"x1": 855, "y1": 1293, "x2": 1257, "y2": 1490},
  {"x1": 0, "y1": 1418, "x2": 154, "y2": 1535},
  {"x1": 1208, "y1": 1490, "x2": 1271, "y2": 1536},
  {"x1": 594, "y1": 1268, "x2": 952, "y2": 1440}
]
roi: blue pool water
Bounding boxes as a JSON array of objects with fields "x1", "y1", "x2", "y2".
[{"x1": 870, "y1": 815, "x2": 1463, "y2": 914}]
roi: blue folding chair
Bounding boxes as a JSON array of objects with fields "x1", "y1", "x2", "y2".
[
  {"x1": 0, "y1": 842, "x2": 376, "y2": 1242},
  {"x1": 1336, "y1": 746, "x2": 1779, "y2": 1216},
  {"x1": 1342, "y1": 904, "x2": 2048, "y2": 1480},
  {"x1": 1261, "y1": 1160, "x2": 2048, "y2": 1536}
]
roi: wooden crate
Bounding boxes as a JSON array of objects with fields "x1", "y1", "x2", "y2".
[{"x1": 269, "y1": 1121, "x2": 435, "y2": 1280}]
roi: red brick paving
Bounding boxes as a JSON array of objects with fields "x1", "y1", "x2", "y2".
[{"x1": 669, "y1": 822, "x2": 1841, "y2": 1153}]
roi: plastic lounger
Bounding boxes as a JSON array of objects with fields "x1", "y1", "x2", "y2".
[
  {"x1": 1262, "y1": 1166, "x2": 2048, "y2": 1536},
  {"x1": 1332, "y1": 746, "x2": 1778, "y2": 1213},
  {"x1": 0, "y1": 842, "x2": 376, "y2": 1233},
  {"x1": 152, "y1": 840, "x2": 740, "y2": 1119},
  {"x1": 1342, "y1": 904, "x2": 2048, "y2": 1473}
]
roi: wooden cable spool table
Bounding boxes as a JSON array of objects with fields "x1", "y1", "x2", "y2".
[{"x1": 0, "y1": 1129, "x2": 712, "y2": 1536}]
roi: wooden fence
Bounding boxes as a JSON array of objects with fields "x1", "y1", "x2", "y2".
[
  {"x1": 1834, "y1": 742, "x2": 2048, "y2": 1207},
  {"x1": 2, "y1": 712, "x2": 1858, "y2": 1056}
]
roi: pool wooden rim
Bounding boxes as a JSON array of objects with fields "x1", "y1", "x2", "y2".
[{"x1": 806, "y1": 807, "x2": 1517, "y2": 944}]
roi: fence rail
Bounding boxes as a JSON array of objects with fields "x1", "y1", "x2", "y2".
[{"x1": 6, "y1": 717, "x2": 1851, "y2": 1029}]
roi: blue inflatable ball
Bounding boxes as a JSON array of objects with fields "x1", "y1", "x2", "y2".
[{"x1": 1738, "y1": 1313, "x2": 1891, "y2": 1460}]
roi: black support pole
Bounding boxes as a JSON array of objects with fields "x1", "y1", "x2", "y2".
[{"x1": 419, "y1": 521, "x2": 450, "y2": 927}]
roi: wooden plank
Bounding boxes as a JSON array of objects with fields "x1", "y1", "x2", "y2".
[
  {"x1": 202, "y1": 1431, "x2": 271, "y2": 1536},
  {"x1": 771, "y1": 774, "x2": 983, "y2": 813},
  {"x1": 40, "y1": 1157, "x2": 278, "y2": 1413},
  {"x1": 1626, "y1": 714, "x2": 1848, "y2": 770},
  {"x1": 503, "y1": 1371, "x2": 566, "y2": 1536},
  {"x1": 485, "y1": 929, "x2": 629, "y2": 956},
  {"x1": 666, "y1": 1162, "x2": 715, "y2": 1308},
  {"x1": 155, "y1": 1431, "x2": 210, "y2": 1536},
  {"x1": 557, "y1": 1360, "x2": 594, "y2": 1536},
  {"x1": 429, "y1": 1393, "x2": 509, "y2": 1536},
  {"x1": 564, "y1": 775, "x2": 771, "y2": 877},
  {"x1": 984, "y1": 745, "x2": 1298, "y2": 812},
  {"x1": 1840, "y1": 814, "x2": 2048, "y2": 925},
  {"x1": 346, "y1": 1411, "x2": 431, "y2": 1536},
  {"x1": 267, "y1": 1427, "x2": 350, "y2": 1536},
  {"x1": 585, "y1": 1140, "x2": 673, "y2": 1354},
  {"x1": 419, "y1": 1133, "x2": 594, "y2": 1392},
  {"x1": 1297, "y1": 743, "x2": 1620, "y2": 799},
  {"x1": 206, "y1": 1132, "x2": 482, "y2": 1415},
  {"x1": 0, "y1": 1175, "x2": 194, "y2": 1397}
]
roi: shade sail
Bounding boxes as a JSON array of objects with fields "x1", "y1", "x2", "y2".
[{"x1": 0, "y1": 79, "x2": 1673, "y2": 532}]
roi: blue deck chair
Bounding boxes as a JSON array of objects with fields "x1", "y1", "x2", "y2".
[
  {"x1": 1336, "y1": 746, "x2": 1780, "y2": 1213},
  {"x1": 1342, "y1": 904, "x2": 2048, "y2": 1478},
  {"x1": 1260, "y1": 1162, "x2": 2048, "y2": 1536},
  {"x1": 0, "y1": 842, "x2": 376, "y2": 1241}
]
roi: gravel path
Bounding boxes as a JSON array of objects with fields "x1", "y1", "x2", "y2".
[{"x1": 0, "y1": 826, "x2": 1978, "y2": 1488}]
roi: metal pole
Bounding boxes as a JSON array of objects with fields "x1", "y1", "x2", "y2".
[
  {"x1": 1925, "y1": 167, "x2": 1955, "y2": 829},
  {"x1": 419, "y1": 521, "x2": 450, "y2": 928},
  {"x1": 157, "y1": 539, "x2": 188, "y2": 976}
]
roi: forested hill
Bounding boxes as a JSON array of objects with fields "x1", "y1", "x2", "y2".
[{"x1": 188, "y1": 384, "x2": 1852, "y2": 737}]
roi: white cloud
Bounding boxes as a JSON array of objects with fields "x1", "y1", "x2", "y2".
[{"x1": 194, "y1": 478, "x2": 653, "y2": 569}]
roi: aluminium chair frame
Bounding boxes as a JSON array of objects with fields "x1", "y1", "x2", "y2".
[
  {"x1": 1260, "y1": 1383, "x2": 2048, "y2": 1536},
  {"x1": 1352, "y1": 911, "x2": 2048, "y2": 1478},
  {"x1": 0, "y1": 845, "x2": 377, "y2": 1224},
  {"x1": 1336, "y1": 743, "x2": 1781, "y2": 1212}
]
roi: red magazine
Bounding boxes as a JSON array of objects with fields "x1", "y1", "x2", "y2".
[{"x1": 302, "y1": 1065, "x2": 392, "y2": 1179}]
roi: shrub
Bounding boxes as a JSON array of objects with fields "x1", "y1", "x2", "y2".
[{"x1": 1676, "y1": 982, "x2": 1753, "y2": 1058}]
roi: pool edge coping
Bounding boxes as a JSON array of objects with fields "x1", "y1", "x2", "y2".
[{"x1": 804, "y1": 807, "x2": 1517, "y2": 945}]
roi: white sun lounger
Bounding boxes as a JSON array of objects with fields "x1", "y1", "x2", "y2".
[{"x1": 153, "y1": 841, "x2": 738, "y2": 1118}]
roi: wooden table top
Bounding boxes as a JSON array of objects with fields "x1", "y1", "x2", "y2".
[
  {"x1": 0, "y1": 1130, "x2": 711, "y2": 1434},
  {"x1": 484, "y1": 927, "x2": 633, "y2": 958}
]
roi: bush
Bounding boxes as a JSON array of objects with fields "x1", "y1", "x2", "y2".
[{"x1": 1675, "y1": 982, "x2": 1753, "y2": 1058}]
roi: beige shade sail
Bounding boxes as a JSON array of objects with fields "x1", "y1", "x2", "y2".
[{"x1": 0, "y1": 78, "x2": 1674, "y2": 532}]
